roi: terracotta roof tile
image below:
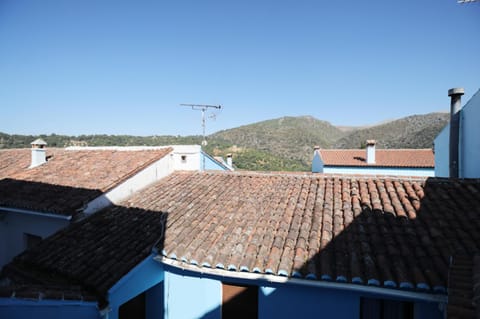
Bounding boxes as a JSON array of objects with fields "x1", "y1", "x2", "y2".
[
  {"x1": 319, "y1": 149, "x2": 434, "y2": 168},
  {"x1": 2, "y1": 171, "x2": 480, "y2": 306},
  {"x1": 0, "y1": 147, "x2": 172, "y2": 215}
]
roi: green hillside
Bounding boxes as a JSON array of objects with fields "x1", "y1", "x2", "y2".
[{"x1": 0, "y1": 112, "x2": 449, "y2": 172}]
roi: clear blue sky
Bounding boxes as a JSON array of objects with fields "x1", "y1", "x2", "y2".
[{"x1": 1, "y1": 0, "x2": 479, "y2": 136}]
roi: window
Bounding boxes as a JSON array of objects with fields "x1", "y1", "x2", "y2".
[
  {"x1": 361, "y1": 297, "x2": 413, "y2": 319},
  {"x1": 181, "y1": 155, "x2": 187, "y2": 163},
  {"x1": 24, "y1": 233, "x2": 42, "y2": 249},
  {"x1": 222, "y1": 283, "x2": 258, "y2": 319}
]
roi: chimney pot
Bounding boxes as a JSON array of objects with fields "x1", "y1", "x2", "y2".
[
  {"x1": 30, "y1": 138, "x2": 48, "y2": 168},
  {"x1": 448, "y1": 87, "x2": 465, "y2": 97},
  {"x1": 226, "y1": 153, "x2": 233, "y2": 168},
  {"x1": 366, "y1": 140, "x2": 376, "y2": 164}
]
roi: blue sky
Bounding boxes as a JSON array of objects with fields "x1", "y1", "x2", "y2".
[{"x1": 0, "y1": 0, "x2": 479, "y2": 136}]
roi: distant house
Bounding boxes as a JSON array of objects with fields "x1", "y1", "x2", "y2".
[
  {"x1": 312, "y1": 140, "x2": 434, "y2": 177},
  {"x1": 1, "y1": 171, "x2": 479, "y2": 319},
  {"x1": 434, "y1": 88, "x2": 480, "y2": 178},
  {"x1": 0, "y1": 142, "x2": 229, "y2": 269}
]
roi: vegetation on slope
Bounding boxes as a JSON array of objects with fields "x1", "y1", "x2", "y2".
[
  {"x1": 211, "y1": 116, "x2": 345, "y2": 165},
  {"x1": 0, "y1": 112, "x2": 449, "y2": 172},
  {"x1": 333, "y1": 113, "x2": 449, "y2": 149}
]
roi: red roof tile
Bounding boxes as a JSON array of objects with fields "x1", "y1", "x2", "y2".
[
  {"x1": 319, "y1": 149, "x2": 434, "y2": 168},
  {"x1": 0, "y1": 147, "x2": 172, "y2": 215},
  {"x1": 2, "y1": 171, "x2": 480, "y2": 306}
]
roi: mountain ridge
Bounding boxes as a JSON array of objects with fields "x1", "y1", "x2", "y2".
[{"x1": 0, "y1": 112, "x2": 450, "y2": 171}]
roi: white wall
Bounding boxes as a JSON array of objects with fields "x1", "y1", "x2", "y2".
[
  {"x1": 0, "y1": 211, "x2": 69, "y2": 268},
  {"x1": 324, "y1": 166, "x2": 434, "y2": 177},
  {"x1": 84, "y1": 153, "x2": 175, "y2": 214},
  {"x1": 170, "y1": 145, "x2": 202, "y2": 171}
]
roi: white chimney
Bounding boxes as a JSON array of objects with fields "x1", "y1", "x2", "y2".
[
  {"x1": 30, "y1": 138, "x2": 47, "y2": 168},
  {"x1": 366, "y1": 140, "x2": 376, "y2": 164},
  {"x1": 312, "y1": 145, "x2": 324, "y2": 173},
  {"x1": 226, "y1": 153, "x2": 233, "y2": 168}
]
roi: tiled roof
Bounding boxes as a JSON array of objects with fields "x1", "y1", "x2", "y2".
[
  {"x1": 448, "y1": 255, "x2": 480, "y2": 319},
  {"x1": 0, "y1": 147, "x2": 172, "y2": 215},
  {"x1": 319, "y1": 149, "x2": 434, "y2": 168},
  {"x1": 1, "y1": 205, "x2": 167, "y2": 307},
  {"x1": 0, "y1": 149, "x2": 31, "y2": 177},
  {"x1": 2, "y1": 172, "x2": 480, "y2": 306}
]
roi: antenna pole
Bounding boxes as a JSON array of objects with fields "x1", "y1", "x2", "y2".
[{"x1": 180, "y1": 104, "x2": 222, "y2": 171}]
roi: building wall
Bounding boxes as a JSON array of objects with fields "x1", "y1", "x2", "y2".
[
  {"x1": 259, "y1": 284, "x2": 359, "y2": 318},
  {"x1": 312, "y1": 151, "x2": 323, "y2": 173},
  {"x1": 203, "y1": 153, "x2": 231, "y2": 171},
  {"x1": 161, "y1": 267, "x2": 445, "y2": 319},
  {"x1": 324, "y1": 166, "x2": 434, "y2": 177},
  {"x1": 434, "y1": 125, "x2": 449, "y2": 177},
  {"x1": 435, "y1": 89, "x2": 480, "y2": 178},
  {"x1": 0, "y1": 211, "x2": 69, "y2": 268},
  {"x1": 108, "y1": 256, "x2": 165, "y2": 319},
  {"x1": 0, "y1": 299, "x2": 100, "y2": 319},
  {"x1": 85, "y1": 155, "x2": 174, "y2": 214},
  {"x1": 171, "y1": 145, "x2": 202, "y2": 171},
  {"x1": 164, "y1": 271, "x2": 221, "y2": 319},
  {"x1": 460, "y1": 90, "x2": 480, "y2": 178}
]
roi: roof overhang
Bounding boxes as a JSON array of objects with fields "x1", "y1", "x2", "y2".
[
  {"x1": 0, "y1": 207, "x2": 72, "y2": 220},
  {"x1": 156, "y1": 256, "x2": 447, "y2": 304}
]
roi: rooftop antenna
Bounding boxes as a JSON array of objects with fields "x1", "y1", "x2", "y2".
[{"x1": 180, "y1": 103, "x2": 222, "y2": 170}]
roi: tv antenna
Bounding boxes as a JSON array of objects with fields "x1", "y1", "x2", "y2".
[{"x1": 180, "y1": 103, "x2": 222, "y2": 170}]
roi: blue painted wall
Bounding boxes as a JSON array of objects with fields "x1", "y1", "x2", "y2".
[
  {"x1": 435, "y1": 89, "x2": 480, "y2": 178},
  {"x1": 108, "y1": 255, "x2": 164, "y2": 319},
  {"x1": 414, "y1": 301, "x2": 444, "y2": 319},
  {"x1": 146, "y1": 282, "x2": 164, "y2": 319},
  {"x1": 323, "y1": 166, "x2": 434, "y2": 177},
  {"x1": 259, "y1": 284, "x2": 359, "y2": 319},
  {"x1": 461, "y1": 89, "x2": 480, "y2": 178},
  {"x1": 202, "y1": 153, "x2": 230, "y2": 171},
  {"x1": 161, "y1": 267, "x2": 445, "y2": 319},
  {"x1": 312, "y1": 150, "x2": 323, "y2": 173},
  {"x1": 434, "y1": 124, "x2": 449, "y2": 177},
  {"x1": 0, "y1": 299, "x2": 100, "y2": 319},
  {"x1": 164, "y1": 271, "x2": 221, "y2": 319}
]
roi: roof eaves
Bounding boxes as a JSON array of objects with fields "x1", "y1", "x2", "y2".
[
  {"x1": 156, "y1": 256, "x2": 447, "y2": 303},
  {"x1": 0, "y1": 206, "x2": 73, "y2": 220}
]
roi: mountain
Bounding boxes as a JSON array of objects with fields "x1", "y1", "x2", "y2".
[
  {"x1": 209, "y1": 116, "x2": 346, "y2": 165},
  {"x1": 333, "y1": 112, "x2": 450, "y2": 149},
  {"x1": 0, "y1": 112, "x2": 450, "y2": 172}
]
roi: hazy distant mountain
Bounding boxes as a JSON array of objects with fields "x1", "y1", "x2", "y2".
[{"x1": 0, "y1": 112, "x2": 450, "y2": 171}]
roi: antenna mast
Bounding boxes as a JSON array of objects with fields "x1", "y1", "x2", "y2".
[{"x1": 180, "y1": 104, "x2": 222, "y2": 170}]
